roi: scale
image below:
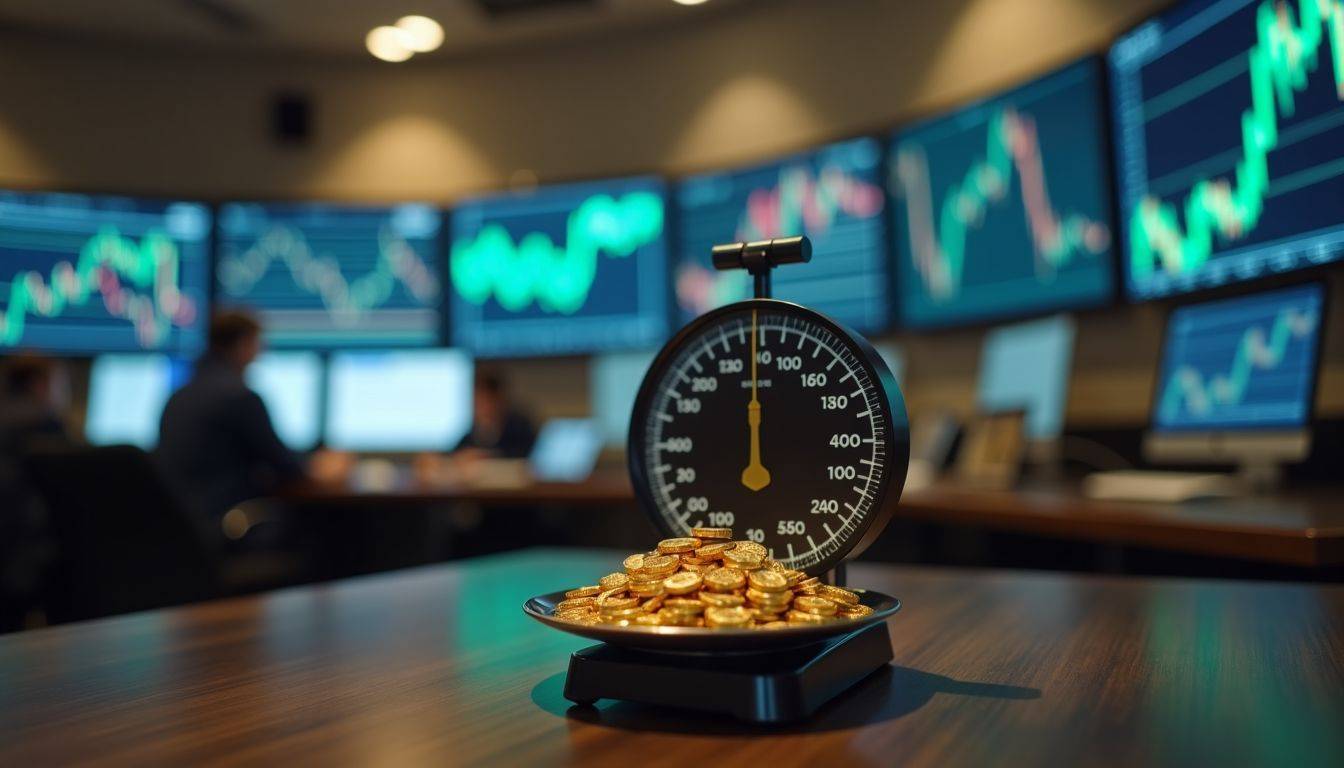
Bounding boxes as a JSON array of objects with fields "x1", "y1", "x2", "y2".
[{"x1": 525, "y1": 236, "x2": 910, "y2": 723}]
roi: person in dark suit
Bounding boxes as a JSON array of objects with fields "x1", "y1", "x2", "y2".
[
  {"x1": 155, "y1": 310, "x2": 344, "y2": 524},
  {"x1": 451, "y1": 372, "x2": 537, "y2": 460}
]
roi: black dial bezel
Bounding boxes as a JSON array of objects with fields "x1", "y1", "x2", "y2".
[{"x1": 627, "y1": 298, "x2": 910, "y2": 576}]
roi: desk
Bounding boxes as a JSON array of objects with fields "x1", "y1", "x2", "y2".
[
  {"x1": 3, "y1": 549, "x2": 1341, "y2": 766},
  {"x1": 283, "y1": 475, "x2": 1344, "y2": 567}
]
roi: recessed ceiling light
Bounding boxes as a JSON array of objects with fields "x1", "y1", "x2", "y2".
[
  {"x1": 672, "y1": 0, "x2": 711, "y2": 6},
  {"x1": 396, "y1": 16, "x2": 445, "y2": 53},
  {"x1": 366, "y1": 25, "x2": 413, "y2": 62}
]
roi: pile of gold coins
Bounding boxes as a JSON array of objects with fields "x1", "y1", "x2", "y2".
[{"x1": 552, "y1": 527, "x2": 874, "y2": 629}]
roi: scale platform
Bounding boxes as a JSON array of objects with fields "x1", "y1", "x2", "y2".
[{"x1": 562, "y1": 621, "x2": 894, "y2": 723}]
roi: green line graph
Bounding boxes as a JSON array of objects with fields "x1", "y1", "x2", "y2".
[
  {"x1": 449, "y1": 191, "x2": 663, "y2": 314},
  {"x1": 1, "y1": 227, "x2": 192, "y2": 348},
  {"x1": 1132, "y1": 0, "x2": 1344, "y2": 279},
  {"x1": 1160, "y1": 304, "x2": 1317, "y2": 419}
]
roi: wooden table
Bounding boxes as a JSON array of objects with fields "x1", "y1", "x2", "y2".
[
  {"x1": 283, "y1": 474, "x2": 1344, "y2": 567},
  {"x1": 3, "y1": 549, "x2": 1341, "y2": 767}
]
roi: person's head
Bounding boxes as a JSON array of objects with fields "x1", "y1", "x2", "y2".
[
  {"x1": 207, "y1": 310, "x2": 263, "y2": 372},
  {"x1": 2, "y1": 353, "x2": 68, "y2": 410},
  {"x1": 473, "y1": 371, "x2": 508, "y2": 426}
]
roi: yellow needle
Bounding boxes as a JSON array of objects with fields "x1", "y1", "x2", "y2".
[{"x1": 741, "y1": 309, "x2": 771, "y2": 491}]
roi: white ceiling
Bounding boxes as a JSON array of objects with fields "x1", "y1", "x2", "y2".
[{"x1": 0, "y1": 0, "x2": 751, "y2": 59}]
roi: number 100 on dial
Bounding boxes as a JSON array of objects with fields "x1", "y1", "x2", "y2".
[{"x1": 629, "y1": 299, "x2": 908, "y2": 575}]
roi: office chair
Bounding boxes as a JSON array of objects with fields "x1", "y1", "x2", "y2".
[{"x1": 21, "y1": 444, "x2": 287, "y2": 623}]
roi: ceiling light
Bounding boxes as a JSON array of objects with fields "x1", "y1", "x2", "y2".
[
  {"x1": 396, "y1": 15, "x2": 445, "y2": 53},
  {"x1": 366, "y1": 25, "x2": 413, "y2": 62},
  {"x1": 672, "y1": 0, "x2": 711, "y2": 6}
]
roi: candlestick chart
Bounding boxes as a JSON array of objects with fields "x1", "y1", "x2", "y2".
[
  {"x1": 1110, "y1": 0, "x2": 1344, "y2": 300},
  {"x1": 448, "y1": 176, "x2": 670, "y2": 357},
  {"x1": 0, "y1": 191, "x2": 210, "y2": 355},
  {"x1": 216, "y1": 203, "x2": 441, "y2": 349},
  {"x1": 1155, "y1": 283, "x2": 1323, "y2": 431},
  {"x1": 891, "y1": 58, "x2": 1115, "y2": 328},
  {"x1": 675, "y1": 137, "x2": 891, "y2": 332}
]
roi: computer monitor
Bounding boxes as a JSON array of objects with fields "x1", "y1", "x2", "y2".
[
  {"x1": 676, "y1": 137, "x2": 892, "y2": 331},
  {"x1": 85, "y1": 355, "x2": 191, "y2": 448},
  {"x1": 1109, "y1": 0, "x2": 1344, "y2": 300},
  {"x1": 245, "y1": 352, "x2": 323, "y2": 451},
  {"x1": 0, "y1": 190, "x2": 211, "y2": 356},
  {"x1": 1145, "y1": 283, "x2": 1325, "y2": 478},
  {"x1": 977, "y1": 314, "x2": 1076, "y2": 443},
  {"x1": 324, "y1": 349, "x2": 473, "y2": 452},
  {"x1": 589, "y1": 349, "x2": 658, "y2": 448},
  {"x1": 529, "y1": 419, "x2": 603, "y2": 482},
  {"x1": 215, "y1": 202, "x2": 443, "y2": 349},
  {"x1": 890, "y1": 58, "x2": 1116, "y2": 328},
  {"x1": 447, "y1": 176, "x2": 671, "y2": 357}
]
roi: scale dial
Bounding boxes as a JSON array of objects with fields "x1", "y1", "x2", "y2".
[{"x1": 629, "y1": 299, "x2": 909, "y2": 575}]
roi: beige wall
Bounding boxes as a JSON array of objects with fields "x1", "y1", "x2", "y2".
[{"x1": 1, "y1": 0, "x2": 1340, "y2": 426}]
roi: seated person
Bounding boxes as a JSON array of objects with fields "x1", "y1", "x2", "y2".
[
  {"x1": 155, "y1": 310, "x2": 347, "y2": 524},
  {"x1": 452, "y1": 372, "x2": 537, "y2": 460}
]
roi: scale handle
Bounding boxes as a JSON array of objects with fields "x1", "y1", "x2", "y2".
[{"x1": 711, "y1": 236, "x2": 812, "y2": 299}]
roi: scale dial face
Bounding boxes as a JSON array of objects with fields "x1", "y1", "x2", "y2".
[{"x1": 629, "y1": 299, "x2": 909, "y2": 575}]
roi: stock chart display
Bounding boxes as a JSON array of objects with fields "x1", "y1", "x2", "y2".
[
  {"x1": 0, "y1": 191, "x2": 210, "y2": 355},
  {"x1": 890, "y1": 59, "x2": 1116, "y2": 328},
  {"x1": 1154, "y1": 283, "x2": 1323, "y2": 432},
  {"x1": 448, "y1": 176, "x2": 670, "y2": 357},
  {"x1": 676, "y1": 138, "x2": 891, "y2": 332},
  {"x1": 1110, "y1": 0, "x2": 1344, "y2": 300},
  {"x1": 216, "y1": 202, "x2": 442, "y2": 349}
]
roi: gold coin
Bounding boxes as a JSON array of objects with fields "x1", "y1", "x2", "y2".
[
  {"x1": 747, "y1": 569, "x2": 789, "y2": 592},
  {"x1": 680, "y1": 553, "x2": 715, "y2": 566},
  {"x1": 760, "y1": 621, "x2": 792, "y2": 629},
  {"x1": 657, "y1": 537, "x2": 702, "y2": 554},
  {"x1": 555, "y1": 609, "x2": 594, "y2": 621},
  {"x1": 634, "y1": 613, "x2": 662, "y2": 626},
  {"x1": 598, "y1": 572, "x2": 630, "y2": 591},
  {"x1": 703, "y1": 568, "x2": 746, "y2": 592},
  {"x1": 699, "y1": 591, "x2": 746, "y2": 608},
  {"x1": 764, "y1": 559, "x2": 786, "y2": 572},
  {"x1": 662, "y1": 597, "x2": 705, "y2": 614},
  {"x1": 663, "y1": 571, "x2": 703, "y2": 595},
  {"x1": 637, "y1": 554, "x2": 679, "y2": 575},
  {"x1": 722, "y1": 548, "x2": 763, "y2": 569},
  {"x1": 596, "y1": 588, "x2": 639, "y2": 611},
  {"x1": 690, "y1": 526, "x2": 733, "y2": 540},
  {"x1": 656, "y1": 609, "x2": 700, "y2": 626},
  {"x1": 745, "y1": 588, "x2": 792, "y2": 608},
  {"x1": 678, "y1": 561, "x2": 716, "y2": 573},
  {"x1": 622, "y1": 554, "x2": 646, "y2": 573},
  {"x1": 782, "y1": 570, "x2": 806, "y2": 587},
  {"x1": 641, "y1": 595, "x2": 666, "y2": 612},
  {"x1": 838, "y1": 603, "x2": 874, "y2": 618},
  {"x1": 818, "y1": 585, "x2": 860, "y2": 606},
  {"x1": 704, "y1": 606, "x2": 753, "y2": 627},
  {"x1": 750, "y1": 607, "x2": 783, "y2": 621},
  {"x1": 556, "y1": 597, "x2": 596, "y2": 611},
  {"x1": 564, "y1": 585, "x2": 601, "y2": 599},
  {"x1": 629, "y1": 581, "x2": 664, "y2": 598},
  {"x1": 568, "y1": 613, "x2": 602, "y2": 625},
  {"x1": 786, "y1": 609, "x2": 831, "y2": 624},
  {"x1": 599, "y1": 604, "x2": 646, "y2": 618},
  {"x1": 793, "y1": 595, "x2": 839, "y2": 616},
  {"x1": 793, "y1": 576, "x2": 822, "y2": 592},
  {"x1": 733, "y1": 540, "x2": 768, "y2": 560},
  {"x1": 695, "y1": 542, "x2": 733, "y2": 558}
]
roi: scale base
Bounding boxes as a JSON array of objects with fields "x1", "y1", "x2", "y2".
[{"x1": 562, "y1": 621, "x2": 893, "y2": 723}]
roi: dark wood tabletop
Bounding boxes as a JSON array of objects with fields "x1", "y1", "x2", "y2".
[
  {"x1": 283, "y1": 473, "x2": 1344, "y2": 566},
  {"x1": 3, "y1": 548, "x2": 1341, "y2": 767}
]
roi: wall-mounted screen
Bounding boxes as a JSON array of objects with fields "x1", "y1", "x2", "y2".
[
  {"x1": 85, "y1": 354, "x2": 192, "y2": 448},
  {"x1": 447, "y1": 176, "x2": 670, "y2": 357},
  {"x1": 0, "y1": 191, "x2": 210, "y2": 355},
  {"x1": 245, "y1": 352, "x2": 324, "y2": 451},
  {"x1": 1110, "y1": 0, "x2": 1344, "y2": 299},
  {"x1": 216, "y1": 202, "x2": 442, "y2": 349},
  {"x1": 891, "y1": 58, "x2": 1116, "y2": 328},
  {"x1": 676, "y1": 137, "x2": 892, "y2": 332}
]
